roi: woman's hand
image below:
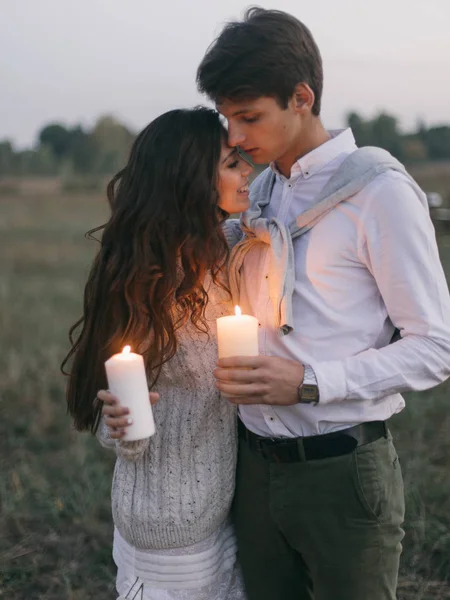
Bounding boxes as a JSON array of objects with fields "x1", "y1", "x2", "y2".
[{"x1": 97, "y1": 389, "x2": 160, "y2": 439}]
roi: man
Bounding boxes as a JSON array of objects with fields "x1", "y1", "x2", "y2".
[{"x1": 197, "y1": 8, "x2": 450, "y2": 600}]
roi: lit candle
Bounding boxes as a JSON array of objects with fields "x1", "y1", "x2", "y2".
[
  {"x1": 104, "y1": 345, "x2": 155, "y2": 441},
  {"x1": 217, "y1": 306, "x2": 259, "y2": 359}
]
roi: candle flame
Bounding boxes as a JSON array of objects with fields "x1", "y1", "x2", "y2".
[
  {"x1": 234, "y1": 305, "x2": 242, "y2": 317},
  {"x1": 122, "y1": 345, "x2": 131, "y2": 354}
]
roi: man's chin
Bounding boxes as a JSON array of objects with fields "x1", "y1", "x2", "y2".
[{"x1": 247, "y1": 150, "x2": 271, "y2": 165}]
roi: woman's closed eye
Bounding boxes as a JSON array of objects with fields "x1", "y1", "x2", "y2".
[{"x1": 228, "y1": 160, "x2": 239, "y2": 169}]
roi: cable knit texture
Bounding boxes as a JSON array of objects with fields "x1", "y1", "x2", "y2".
[{"x1": 97, "y1": 222, "x2": 240, "y2": 550}]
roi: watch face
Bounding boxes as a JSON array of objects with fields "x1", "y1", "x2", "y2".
[{"x1": 301, "y1": 384, "x2": 318, "y2": 403}]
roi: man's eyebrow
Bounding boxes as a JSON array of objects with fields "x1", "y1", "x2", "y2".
[{"x1": 231, "y1": 108, "x2": 255, "y2": 117}]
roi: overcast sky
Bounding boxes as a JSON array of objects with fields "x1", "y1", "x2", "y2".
[{"x1": 1, "y1": 0, "x2": 449, "y2": 147}]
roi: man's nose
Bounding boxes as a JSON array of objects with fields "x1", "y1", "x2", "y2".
[{"x1": 227, "y1": 125, "x2": 245, "y2": 148}]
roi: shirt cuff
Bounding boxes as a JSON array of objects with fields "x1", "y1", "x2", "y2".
[
  {"x1": 303, "y1": 365, "x2": 317, "y2": 386},
  {"x1": 309, "y1": 359, "x2": 348, "y2": 405}
]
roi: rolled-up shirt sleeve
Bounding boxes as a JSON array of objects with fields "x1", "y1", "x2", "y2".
[{"x1": 311, "y1": 173, "x2": 450, "y2": 404}]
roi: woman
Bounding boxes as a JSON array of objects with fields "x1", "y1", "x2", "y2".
[{"x1": 62, "y1": 107, "x2": 252, "y2": 599}]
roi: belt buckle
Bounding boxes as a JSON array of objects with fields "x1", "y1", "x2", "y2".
[
  {"x1": 272, "y1": 441, "x2": 299, "y2": 463},
  {"x1": 258, "y1": 438, "x2": 278, "y2": 461},
  {"x1": 267, "y1": 438, "x2": 284, "y2": 462},
  {"x1": 269, "y1": 444, "x2": 282, "y2": 463},
  {"x1": 253, "y1": 437, "x2": 266, "y2": 457}
]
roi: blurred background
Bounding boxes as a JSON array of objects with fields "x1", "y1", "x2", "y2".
[{"x1": 1, "y1": 0, "x2": 449, "y2": 598}]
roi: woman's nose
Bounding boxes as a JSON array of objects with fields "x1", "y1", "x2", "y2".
[{"x1": 241, "y1": 159, "x2": 253, "y2": 176}]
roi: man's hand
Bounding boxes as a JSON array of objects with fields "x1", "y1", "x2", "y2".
[{"x1": 214, "y1": 355, "x2": 304, "y2": 405}]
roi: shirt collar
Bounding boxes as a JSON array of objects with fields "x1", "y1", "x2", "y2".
[{"x1": 270, "y1": 128, "x2": 357, "y2": 181}]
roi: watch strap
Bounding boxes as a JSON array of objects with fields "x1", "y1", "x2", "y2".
[{"x1": 298, "y1": 365, "x2": 319, "y2": 404}]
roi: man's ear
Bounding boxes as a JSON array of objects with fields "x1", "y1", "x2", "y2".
[{"x1": 292, "y1": 83, "x2": 315, "y2": 114}]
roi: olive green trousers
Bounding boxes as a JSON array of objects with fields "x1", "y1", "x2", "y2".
[{"x1": 232, "y1": 429, "x2": 405, "y2": 600}]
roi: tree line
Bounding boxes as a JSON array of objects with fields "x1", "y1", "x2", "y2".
[
  {"x1": 348, "y1": 112, "x2": 450, "y2": 163},
  {"x1": 0, "y1": 116, "x2": 134, "y2": 177},
  {"x1": 1, "y1": 111, "x2": 450, "y2": 177}
]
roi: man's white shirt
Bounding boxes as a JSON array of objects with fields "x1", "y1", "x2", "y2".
[{"x1": 238, "y1": 129, "x2": 450, "y2": 438}]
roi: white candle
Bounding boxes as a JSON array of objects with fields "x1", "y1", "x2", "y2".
[
  {"x1": 104, "y1": 345, "x2": 155, "y2": 441},
  {"x1": 217, "y1": 306, "x2": 259, "y2": 359}
]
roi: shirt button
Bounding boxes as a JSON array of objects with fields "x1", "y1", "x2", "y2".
[
  {"x1": 269, "y1": 417, "x2": 274, "y2": 421},
  {"x1": 288, "y1": 184, "x2": 292, "y2": 188}
]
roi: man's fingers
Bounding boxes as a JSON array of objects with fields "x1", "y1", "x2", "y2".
[
  {"x1": 217, "y1": 382, "x2": 263, "y2": 397},
  {"x1": 217, "y1": 355, "x2": 265, "y2": 369},
  {"x1": 225, "y1": 396, "x2": 262, "y2": 405},
  {"x1": 214, "y1": 368, "x2": 260, "y2": 383}
]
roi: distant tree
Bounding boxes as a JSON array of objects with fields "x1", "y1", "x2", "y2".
[
  {"x1": 347, "y1": 112, "x2": 372, "y2": 147},
  {"x1": 416, "y1": 118, "x2": 427, "y2": 141},
  {"x1": 32, "y1": 145, "x2": 58, "y2": 175},
  {"x1": 347, "y1": 111, "x2": 403, "y2": 160},
  {"x1": 38, "y1": 123, "x2": 72, "y2": 159},
  {"x1": 370, "y1": 113, "x2": 403, "y2": 159},
  {"x1": 12, "y1": 146, "x2": 57, "y2": 176},
  {"x1": 13, "y1": 150, "x2": 36, "y2": 176},
  {"x1": 422, "y1": 126, "x2": 450, "y2": 161},
  {"x1": 91, "y1": 115, "x2": 134, "y2": 174},
  {"x1": 0, "y1": 140, "x2": 15, "y2": 175},
  {"x1": 67, "y1": 125, "x2": 99, "y2": 174}
]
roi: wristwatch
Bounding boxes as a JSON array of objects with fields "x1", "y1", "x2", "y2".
[{"x1": 298, "y1": 365, "x2": 319, "y2": 404}]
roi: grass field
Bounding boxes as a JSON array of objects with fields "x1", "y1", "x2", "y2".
[{"x1": 1, "y1": 189, "x2": 450, "y2": 599}]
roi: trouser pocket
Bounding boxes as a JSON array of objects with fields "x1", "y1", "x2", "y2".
[{"x1": 352, "y1": 433, "x2": 405, "y2": 524}]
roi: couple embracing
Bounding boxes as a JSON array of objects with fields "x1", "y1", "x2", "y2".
[{"x1": 63, "y1": 8, "x2": 450, "y2": 600}]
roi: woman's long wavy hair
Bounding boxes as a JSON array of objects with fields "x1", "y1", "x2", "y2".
[{"x1": 62, "y1": 107, "x2": 230, "y2": 433}]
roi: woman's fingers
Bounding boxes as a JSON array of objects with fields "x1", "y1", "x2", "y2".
[
  {"x1": 104, "y1": 417, "x2": 129, "y2": 437},
  {"x1": 102, "y1": 403, "x2": 129, "y2": 418},
  {"x1": 104, "y1": 415, "x2": 133, "y2": 429},
  {"x1": 149, "y1": 392, "x2": 160, "y2": 405},
  {"x1": 97, "y1": 389, "x2": 119, "y2": 406},
  {"x1": 98, "y1": 389, "x2": 129, "y2": 438},
  {"x1": 104, "y1": 415, "x2": 133, "y2": 438},
  {"x1": 109, "y1": 428, "x2": 127, "y2": 439},
  {"x1": 98, "y1": 389, "x2": 129, "y2": 417},
  {"x1": 98, "y1": 389, "x2": 159, "y2": 439}
]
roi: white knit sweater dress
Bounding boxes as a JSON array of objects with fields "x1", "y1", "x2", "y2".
[{"x1": 96, "y1": 239, "x2": 247, "y2": 599}]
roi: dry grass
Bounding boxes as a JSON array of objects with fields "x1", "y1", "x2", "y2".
[
  {"x1": 0, "y1": 192, "x2": 116, "y2": 599},
  {"x1": 0, "y1": 190, "x2": 449, "y2": 599}
]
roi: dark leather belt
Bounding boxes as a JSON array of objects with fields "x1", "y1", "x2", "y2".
[{"x1": 238, "y1": 418, "x2": 388, "y2": 463}]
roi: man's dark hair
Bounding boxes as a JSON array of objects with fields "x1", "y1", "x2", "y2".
[{"x1": 197, "y1": 7, "x2": 323, "y2": 115}]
